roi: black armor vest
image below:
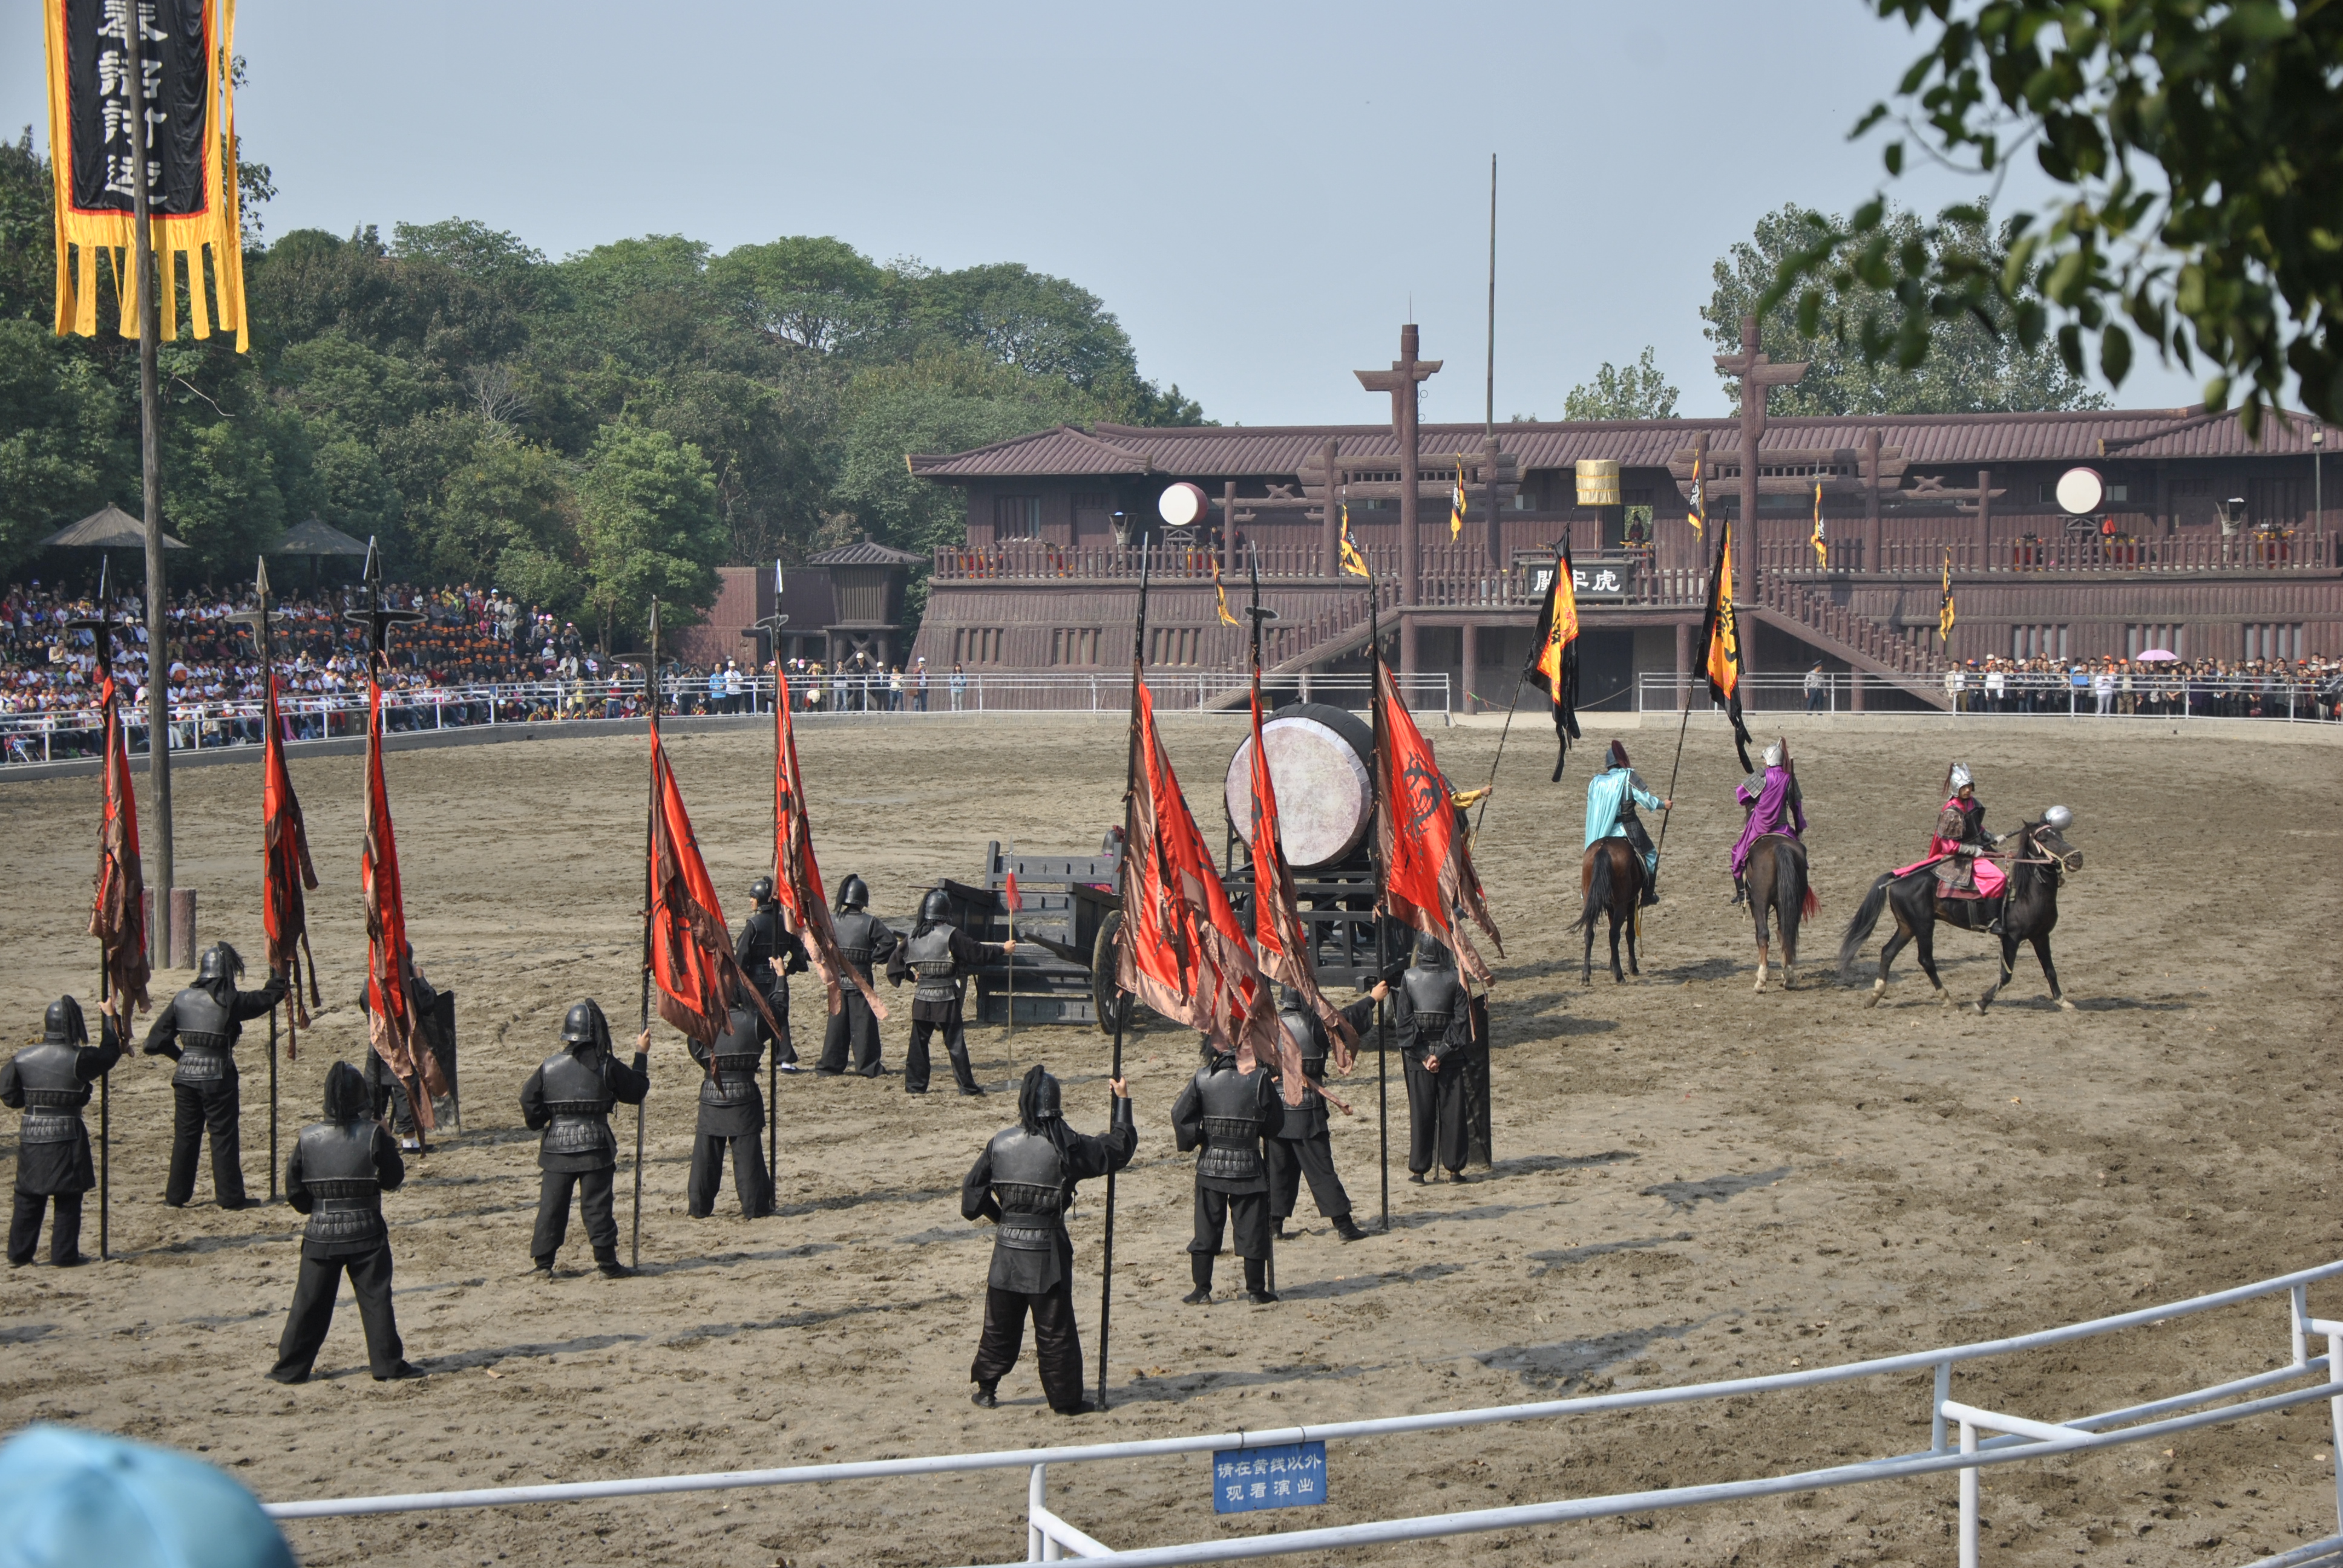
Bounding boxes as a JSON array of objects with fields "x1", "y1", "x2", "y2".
[
  {"x1": 1401, "y1": 965, "x2": 1465, "y2": 1044},
  {"x1": 1276, "y1": 1009, "x2": 1325, "y2": 1112},
  {"x1": 1193, "y1": 1063, "x2": 1265, "y2": 1182},
  {"x1": 906, "y1": 927, "x2": 960, "y2": 1005},
  {"x1": 696, "y1": 1007, "x2": 765, "y2": 1109},
  {"x1": 169, "y1": 985, "x2": 238, "y2": 1085},
  {"x1": 537, "y1": 1048, "x2": 619, "y2": 1161},
  {"x1": 297, "y1": 1121, "x2": 385, "y2": 1250},
  {"x1": 11, "y1": 1042, "x2": 90, "y2": 1145},
  {"x1": 832, "y1": 909, "x2": 883, "y2": 972},
  {"x1": 985, "y1": 1127, "x2": 1069, "y2": 1252}
]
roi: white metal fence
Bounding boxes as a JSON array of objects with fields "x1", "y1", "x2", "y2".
[
  {"x1": 260, "y1": 1258, "x2": 2343, "y2": 1567},
  {"x1": 1637, "y1": 670, "x2": 2343, "y2": 722},
  {"x1": 0, "y1": 671, "x2": 1454, "y2": 766}
]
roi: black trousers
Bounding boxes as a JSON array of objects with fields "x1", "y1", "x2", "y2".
[
  {"x1": 1266, "y1": 1135, "x2": 1351, "y2": 1222},
  {"x1": 816, "y1": 990, "x2": 882, "y2": 1075},
  {"x1": 1403, "y1": 1056, "x2": 1469, "y2": 1175},
  {"x1": 166, "y1": 1080, "x2": 245, "y2": 1206},
  {"x1": 270, "y1": 1244, "x2": 404, "y2": 1380},
  {"x1": 971, "y1": 1281, "x2": 1085, "y2": 1410},
  {"x1": 1188, "y1": 1184, "x2": 1272, "y2": 1260},
  {"x1": 532, "y1": 1167, "x2": 618, "y2": 1263},
  {"x1": 8, "y1": 1191, "x2": 82, "y2": 1265},
  {"x1": 906, "y1": 1021, "x2": 978, "y2": 1094},
  {"x1": 687, "y1": 1131, "x2": 772, "y2": 1218}
]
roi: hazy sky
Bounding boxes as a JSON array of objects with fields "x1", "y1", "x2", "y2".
[{"x1": 2, "y1": 1, "x2": 2203, "y2": 425}]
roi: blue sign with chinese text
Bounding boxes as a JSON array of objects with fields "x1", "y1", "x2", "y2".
[{"x1": 1211, "y1": 1440, "x2": 1328, "y2": 1514}]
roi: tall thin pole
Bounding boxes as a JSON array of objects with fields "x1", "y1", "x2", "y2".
[
  {"x1": 632, "y1": 600, "x2": 659, "y2": 1270},
  {"x1": 98, "y1": 958, "x2": 110, "y2": 1261},
  {"x1": 125, "y1": 9, "x2": 172, "y2": 965},
  {"x1": 1485, "y1": 153, "x2": 1496, "y2": 440},
  {"x1": 1367, "y1": 578, "x2": 1390, "y2": 1233},
  {"x1": 1098, "y1": 543, "x2": 1149, "y2": 1412}
]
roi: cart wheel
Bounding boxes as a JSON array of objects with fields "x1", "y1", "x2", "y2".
[{"x1": 1092, "y1": 909, "x2": 1128, "y2": 1036}]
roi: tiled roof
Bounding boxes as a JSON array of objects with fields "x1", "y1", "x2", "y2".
[
  {"x1": 808, "y1": 537, "x2": 926, "y2": 567},
  {"x1": 907, "y1": 407, "x2": 2338, "y2": 480}
]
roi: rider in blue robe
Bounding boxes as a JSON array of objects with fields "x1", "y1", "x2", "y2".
[{"x1": 1584, "y1": 739, "x2": 1668, "y2": 906}]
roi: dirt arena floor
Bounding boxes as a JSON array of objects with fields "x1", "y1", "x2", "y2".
[{"x1": 2, "y1": 711, "x2": 2339, "y2": 1567}]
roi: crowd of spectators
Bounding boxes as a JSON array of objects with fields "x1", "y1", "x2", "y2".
[{"x1": 1940, "y1": 655, "x2": 2343, "y2": 720}]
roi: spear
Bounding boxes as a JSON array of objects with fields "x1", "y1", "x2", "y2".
[
  {"x1": 633, "y1": 598, "x2": 661, "y2": 1271},
  {"x1": 1366, "y1": 576, "x2": 1391, "y2": 1233},
  {"x1": 66, "y1": 560, "x2": 128, "y2": 1259},
  {"x1": 1096, "y1": 542, "x2": 1148, "y2": 1411}
]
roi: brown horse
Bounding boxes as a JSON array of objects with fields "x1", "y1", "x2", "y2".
[
  {"x1": 1744, "y1": 834, "x2": 1819, "y2": 991},
  {"x1": 1573, "y1": 838, "x2": 1645, "y2": 983}
]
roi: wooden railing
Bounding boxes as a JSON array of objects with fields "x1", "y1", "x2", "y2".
[{"x1": 1755, "y1": 531, "x2": 2335, "y2": 577}]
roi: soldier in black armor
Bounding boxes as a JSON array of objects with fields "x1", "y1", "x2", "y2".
[
  {"x1": 962, "y1": 1063, "x2": 1135, "y2": 1414},
  {"x1": 816, "y1": 874, "x2": 895, "y2": 1077},
  {"x1": 357, "y1": 968, "x2": 447, "y2": 1152},
  {"x1": 1267, "y1": 986, "x2": 1383, "y2": 1244},
  {"x1": 735, "y1": 877, "x2": 807, "y2": 1072},
  {"x1": 269, "y1": 1061, "x2": 416, "y2": 1383},
  {"x1": 519, "y1": 1001, "x2": 650, "y2": 1277},
  {"x1": 686, "y1": 1000, "x2": 773, "y2": 1218},
  {"x1": 142, "y1": 943, "x2": 287, "y2": 1209},
  {"x1": 2, "y1": 996, "x2": 124, "y2": 1267},
  {"x1": 889, "y1": 887, "x2": 1014, "y2": 1096},
  {"x1": 1171, "y1": 1039, "x2": 1283, "y2": 1303},
  {"x1": 1395, "y1": 933, "x2": 1472, "y2": 1184}
]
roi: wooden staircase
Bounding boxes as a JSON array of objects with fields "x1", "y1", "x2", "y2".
[{"x1": 1752, "y1": 574, "x2": 1952, "y2": 710}]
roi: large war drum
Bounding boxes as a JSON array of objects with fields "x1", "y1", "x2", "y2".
[{"x1": 1223, "y1": 702, "x2": 1377, "y2": 871}]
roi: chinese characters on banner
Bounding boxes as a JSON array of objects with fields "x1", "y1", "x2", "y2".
[
  {"x1": 1211, "y1": 1440, "x2": 1328, "y2": 1515},
  {"x1": 65, "y1": 0, "x2": 210, "y2": 213},
  {"x1": 1532, "y1": 560, "x2": 1630, "y2": 600}
]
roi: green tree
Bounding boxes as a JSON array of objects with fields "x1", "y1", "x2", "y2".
[
  {"x1": 1715, "y1": 204, "x2": 2104, "y2": 416},
  {"x1": 708, "y1": 235, "x2": 886, "y2": 354},
  {"x1": 1763, "y1": 1, "x2": 2343, "y2": 428},
  {"x1": 574, "y1": 423, "x2": 723, "y2": 648},
  {"x1": 1562, "y1": 347, "x2": 1682, "y2": 421},
  {"x1": 0, "y1": 321, "x2": 131, "y2": 569}
]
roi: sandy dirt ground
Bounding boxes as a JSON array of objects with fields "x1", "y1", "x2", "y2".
[{"x1": 1, "y1": 711, "x2": 2339, "y2": 1567}]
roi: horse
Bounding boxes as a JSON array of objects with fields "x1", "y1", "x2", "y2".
[
  {"x1": 1834, "y1": 814, "x2": 2083, "y2": 1014},
  {"x1": 1573, "y1": 838, "x2": 1645, "y2": 984},
  {"x1": 1743, "y1": 834, "x2": 1819, "y2": 992}
]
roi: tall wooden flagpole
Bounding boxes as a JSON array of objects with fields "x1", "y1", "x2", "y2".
[
  {"x1": 1097, "y1": 543, "x2": 1149, "y2": 1411},
  {"x1": 633, "y1": 599, "x2": 660, "y2": 1270},
  {"x1": 67, "y1": 563, "x2": 120, "y2": 1258},
  {"x1": 1367, "y1": 575, "x2": 1391, "y2": 1233},
  {"x1": 229, "y1": 560, "x2": 290, "y2": 1198},
  {"x1": 123, "y1": 10, "x2": 174, "y2": 965},
  {"x1": 752, "y1": 602, "x2": 788, "y2": 1194}
]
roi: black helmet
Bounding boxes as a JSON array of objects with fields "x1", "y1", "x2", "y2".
[
  {"x1": 1411, "y1": 931, "x2": 1452, "y2": 970},
  {"x1": 1018, "y1": 1063, "x2": 1062, "y2": 1132},
  {"x1": 323, "y1": 1059, "x2": 370, "y2": 1122},
  {"x1": 749, "y1": 876, "x2": 776, "y2": 906},
  {"x1": 836, "y1": 874, "x2": 871, "y2": 912},
  {"x1": 560, "y1": 999, "x2": 608, "y2": 1047},
  {"x1": 196, "y1": 942, "x2": 245, "y2": 987},
  {"x1": 42, "y1": 996, "x2": 87, "y2": 1046},
  {"x1": 917, "y1": 887, "x2": 952, "y2": 925},
  {"x1": 1276, "y1": 985, "x2": 1306, "y2": 1013}
]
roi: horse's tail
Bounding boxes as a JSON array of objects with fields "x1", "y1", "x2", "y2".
[
  {"x1": 1837, "y1": 873, "x2": 1893, "y2": 980},
  {"x1": 1573, "y1": 849, "x2": 1611, "y2": 934}
]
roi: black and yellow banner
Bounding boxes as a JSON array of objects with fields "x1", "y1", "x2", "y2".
[
  {"x1": 1700, "y1": 514, "x2": 1754, "y2": 772},
  {"x1": 1339, "y1": 500, "x2": 1371, "y2": 579},
  {"x1": 1938, "y1": 548, "x2": 1956, "y2": 645},
  {"x1": 1524, "y1": 544, "x2": 1581, "y2": 781},
  {"x1": 45, "y1": 0, "x2": 247, "y2": 348}
]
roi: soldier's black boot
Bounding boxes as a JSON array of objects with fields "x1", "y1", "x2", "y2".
[
  {"x1": 1334, "y1": 1214, "x2": 1366, "y2": 1243},
  {"x1": 971, "y1": 1380, "x2": 998, "y2": 1409},
  {"x1": 594, "y1": 1247, "x2": 632, "y2": 1279},
  {"x1": 1244, "y1": 1257, "x2": 1277, "y2": 1305},
  {"x1": 1182, "y1": 1255, "x2": 1212, "y2": 1304}
]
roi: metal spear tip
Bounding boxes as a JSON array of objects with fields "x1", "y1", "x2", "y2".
[{"x1": 254, "y1": 555, "x2": 270, "y2": 601}]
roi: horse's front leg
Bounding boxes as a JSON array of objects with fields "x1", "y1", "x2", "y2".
[{"x1": 2032, "y1": 933, "x2": 2074, "y2": 1010}]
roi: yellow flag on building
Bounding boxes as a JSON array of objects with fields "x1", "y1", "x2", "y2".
[
  {"x1": 1449, "y1": 461, "x2": 1467, "y2": 541},
  {"x1": 1811, "y1": 478, "x2": 1827, "y2": 566},
  {"x1": 1339, "y1": 500, "x2": 1371, "y2": 579},
  {"x1": 1687, "y1": 448, "x2": 1705, "y2": 538},
  {"x1": 1938, "y1": 549, "x2": 1957, "y2": 645}
]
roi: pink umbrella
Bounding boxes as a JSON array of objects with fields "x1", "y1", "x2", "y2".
[{"x1": 2135, "y1": 649, "x2": 2180, "y2": 662}]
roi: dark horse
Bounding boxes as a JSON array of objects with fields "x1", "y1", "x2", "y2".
[
  {"x1": 1835, "y1": 815, "x2": 2083, "y2": 1014},
  {"x1": 1573, "y1": 839, "x2": 1645, "y2": 983},
  {"x1": 1744, "y1": 834, "x2": 1819, "y2": 992}
]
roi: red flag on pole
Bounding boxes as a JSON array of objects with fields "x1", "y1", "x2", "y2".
[
  {"x1": 1113, "y1": 679, "x2": 1274, "y2": 1065},
  {"x1": 362, "y1": 678, "x2": 445, "y2": 1126},
  {"x1": 260, "y1": 671, "x2": 318, "y2": 1056},
  {"x1": 770, "y1": 670, "x2": 887, "y2": 1022},
  {"x1": 89, "y1": 668, "x2": 149, "y2": 1014},
  {"x1": 1372, "y1": 662, "x2": 1503, "y2": 983},
  {"x1": 649, "y1": 726, "x2": 735, "y2": 1044},
  {"x1": 1245, "y1": 688, "x2": 1354, "y2": 1097}
]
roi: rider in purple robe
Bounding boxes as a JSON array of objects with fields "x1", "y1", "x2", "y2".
[{"x1": 1729, "y1": 739, "x2": 1806, "y2": 904}]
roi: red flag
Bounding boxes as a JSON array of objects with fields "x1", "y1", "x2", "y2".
[
  {"x1": 770, "y1": 671, "x2": 888, "y2": 1022},
  {"x1": 649, "y1": 726, "x2": 736, "y2": 1044},
  {"x1": 362, "y1": 679, "x2": 445, "y2": 1128},
  {"x1": 1245, "y1": 688, "x2": 1354, "y2": 1100},
  {"x1": 260, "y1": 672, "x2": 319, "y2": 1057},
  {"x1": 1004, "y1": 867, "x2": 1021, "y2": 914},
  {"x1": 1114, "y1": 680, "x2": 1274, "y2": 1065},
  {"x1": 1373, "y1": 662, "x2": 1503, "y2": 984},
  {"x1": 88, "y1": 670, "x2": 149, "y2": 1014}
]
